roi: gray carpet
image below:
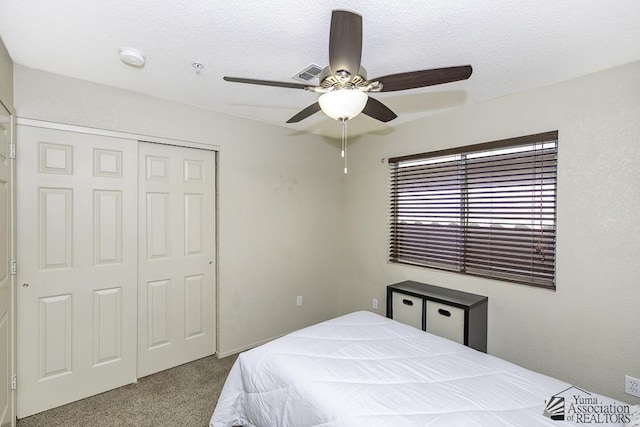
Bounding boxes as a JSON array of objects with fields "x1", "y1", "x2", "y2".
[{"x1": 17, "y1": 354, "x2": 238, "y2": 427}]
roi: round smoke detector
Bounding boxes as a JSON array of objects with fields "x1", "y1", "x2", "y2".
[{"x1": 119, "y1": 47, "x2": 145, "y2": 68}]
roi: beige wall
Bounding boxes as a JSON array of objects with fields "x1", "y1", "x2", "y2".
[
  {"x1": 13, "y1": 65, "x2": 342, "y2": 356},
  {"x1": 0, "y1": 37, "x2": 13, "y2": 108},
  {"x1": 12, "y1": 58, "x2": 640, "y2": 404},
  {"x1": 340, "y1": 60, "x2": 640, "y2": 403}
]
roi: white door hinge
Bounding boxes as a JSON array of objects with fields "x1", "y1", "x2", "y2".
[
  {"x1": 11, "y1": 374, "x2": 16, "y2": 390},
  {"x1": 10, "y1": 259, "x2": 16, "y2": 275},
  {"x1": 9, "y1": 143, "x2": 16, "y2": 159}
]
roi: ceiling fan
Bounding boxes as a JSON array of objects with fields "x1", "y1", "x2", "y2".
[
  {"x1": 224, "y1": 9, "x2": 472, "y2": 124},
  {"x1": 224, "y1": 9, "x2": 472, "y2": 172}
]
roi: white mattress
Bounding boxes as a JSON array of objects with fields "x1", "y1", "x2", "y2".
[{"x1": 211, "y1": 311, "x2": 628, "y2": 426}]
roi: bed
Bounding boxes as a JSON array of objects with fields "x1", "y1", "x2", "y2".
[{"x1": 211, "y1": 311, "x2": 633, "y2": 426}]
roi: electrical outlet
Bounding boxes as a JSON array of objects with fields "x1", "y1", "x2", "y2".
[
  {"x1": 296, "y1": 296, "x2": 303, "y2": 307},
  {"x1": 625, "y1": 375, "x2": 640, "y2": 397},
  {"x1": 372, "y1": 298, "x2": 379, "y2": 310}
]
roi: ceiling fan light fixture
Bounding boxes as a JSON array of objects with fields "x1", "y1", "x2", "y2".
[{"x1": 318, "y1": 89, "x2": 368, "y2": 121}]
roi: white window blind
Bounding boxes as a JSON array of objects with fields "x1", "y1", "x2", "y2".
[{"x1": 389, "y1": 131, "x2": 558, "y2": 288}]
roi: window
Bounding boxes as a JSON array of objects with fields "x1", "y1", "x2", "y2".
[{"x1": 389, "y1": 131, "x2": 558, "y2": 289}]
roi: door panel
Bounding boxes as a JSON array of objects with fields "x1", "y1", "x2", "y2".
[
  {"x1": 17, "y1": 126, "x2": 137, "y2": 417},
  {"x1": 0, "y1": 102, "x2": 14, "y2": 426},
  {"x1": 138, "y1": 142, "x2": 215, "y2": 377}
]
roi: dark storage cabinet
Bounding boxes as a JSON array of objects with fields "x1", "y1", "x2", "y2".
[{"x1": 387, "y1": 281, "x2": 488, "y2": 352}]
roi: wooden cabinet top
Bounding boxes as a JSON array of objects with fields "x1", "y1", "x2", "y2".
[{"x1": 388, "y1": 281, "x2": 487, "y2": 309}]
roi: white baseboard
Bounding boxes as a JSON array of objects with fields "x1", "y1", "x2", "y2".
[{"x1": 217, "y1": 333, "x2": 286, "y2": 358}]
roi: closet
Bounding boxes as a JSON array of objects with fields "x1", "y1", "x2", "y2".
[{"x1": 16, "y1": 123, "x2": 216, "y2": 417}]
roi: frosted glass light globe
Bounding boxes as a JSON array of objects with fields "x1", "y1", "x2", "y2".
[{"x1": 318, "y1": 90, "x2": 368, "y2": 121}]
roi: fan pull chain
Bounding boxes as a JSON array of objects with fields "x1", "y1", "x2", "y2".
[{"x1": 341, "y1": 118, "x2": 348, "y2": 174}]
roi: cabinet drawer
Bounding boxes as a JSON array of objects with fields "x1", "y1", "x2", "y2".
[
  {"x1": 426, "y1": 301, "x2": 464, "y2": 344},
  {"x1": 391, "y1": 292, "x2": 423, "y2": 330}
]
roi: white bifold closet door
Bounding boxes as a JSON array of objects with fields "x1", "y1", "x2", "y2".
[
  {"x1": 16, "y1": 126, "x2": 216, "y2": 418},
  {"x1": 16, "y1": 126, "x2": 138, "y2": 418},
  {"x1": 137, "y1": 142, "x2": 216, "y2": 377}
]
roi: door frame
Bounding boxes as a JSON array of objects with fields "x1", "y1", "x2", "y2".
[
  {"x1": 15, "y1": 118, "x2": 219, "y2": 152},
  {"x1": 14, "y1": 118, "x2": 219, "y2": 417},
  {"x1": 1, "y1": 98, "x2": 16, "y2": 427}
]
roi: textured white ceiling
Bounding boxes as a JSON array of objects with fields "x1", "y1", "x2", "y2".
[{"x1": 1, "y1": 0, "x2": 640, "y2": 138}]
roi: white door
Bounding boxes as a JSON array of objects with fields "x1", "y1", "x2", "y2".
[
  {"x1": 16, "y1": 126, "x2": 138, "y2": 417},
  {"x1": 138, "y1": 142, "x2": 216, "y2": 377},
  {"x1": 0, "y1": 103, "x2": 15, "y2": 426}
]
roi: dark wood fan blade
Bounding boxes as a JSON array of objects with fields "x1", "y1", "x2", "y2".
[
  {"x1": 223, "y1": 76, "x2": 310, "y2": 90},
  {"x1": 286, "y1": 102, "x2": 322, "y2": 123},
  {"x1": 362, "y1": 97, "x2": 397, "y2": 122},
  {"x1": 329, "y1": 10, "x2": 363, "y2": 78},
  {"x1": 372, "y1": 66, "x2": 472, "y2": 92}
]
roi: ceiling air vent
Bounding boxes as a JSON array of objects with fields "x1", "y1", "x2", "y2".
[{"x1": 292, "y1": 64, "x2": 323, "y2": 83}]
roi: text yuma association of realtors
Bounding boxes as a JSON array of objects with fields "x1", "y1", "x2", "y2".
[{"x1": 565, "y1": 395, "x2": 630, "y2": 424}]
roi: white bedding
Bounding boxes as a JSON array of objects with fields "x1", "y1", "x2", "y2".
[{"x1": 211, "y1": 311, "x2": 629, "y2": 426}]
